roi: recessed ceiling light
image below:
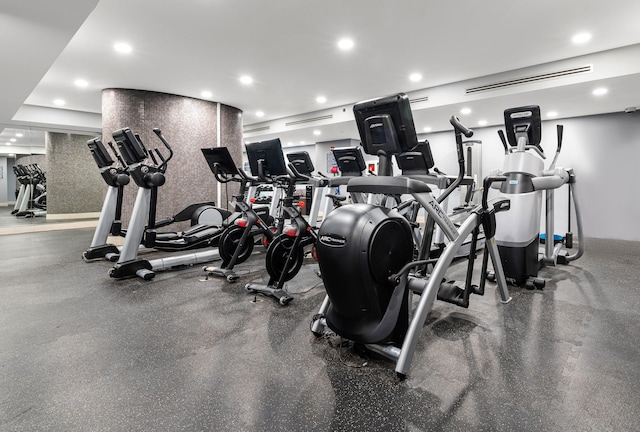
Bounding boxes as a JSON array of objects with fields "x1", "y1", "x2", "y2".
[
  {"x1": 572, "y1": 32, "x2": 592, "y2": 44},
  {"x1": 592, "y1": 87, "x2": 608, "y2": 96},
  {"x1": 239, "y1": 75, "x2": 253, "y2": 85},
  {"x1": 15, "y1": 133, "x2": 23, "y2": 137},
  {"x1": 8, "y1": 153, "x2": 15, "y2": 157},
  {"x1": 113, "y1": 42, "x2": 132, "y2": 54},
  {"x1": 460, "y1": 107, "x2": 472, "y2": 115},
  {"x1": 409, "y1": 73, "x2": 422, "y2": 82},
  {"x1": 255, "y1": 111, "x2": 264, "y2": 117},
  {"x1": 478, "y1": 120, "x2": 488, "y2": 126},
  {"x1": 201, "y1": 90, "x2": 213, "y2": 98},
  {"x1": 423, "y1": 127, "x2": 432, "y2": 133},
  {"x1": 10, "y1": 138, "x2": 16, "y2": 142},
  {"x1": 53, "y1": 99, "x2": 66, "y2": 106},
  {"x1": 74, "y1": 79, "x2": 88, "y2": 87},
  {"x1": 337, "y1": 38, "x2": 354, "y2": 51},
  {"x1": 316, "y1": 96, "x2": 327, "y2": 104},
  {"x1": 5, "y1": 143, "x2": 11, "y2": 146},
  {"x1": 547, "y1": 111, "x2": 558, "y2": 117},
  {"x1": 300, "y1": 141, "x2": 306, "y2": 145},
  {"x1": 313, "y1": 130, "x2": 321, "y2": 136}
]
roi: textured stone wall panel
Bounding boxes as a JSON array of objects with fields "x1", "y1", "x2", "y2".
[{"x1": 101, "y1": 89, "x2": 242, "y2": 232}]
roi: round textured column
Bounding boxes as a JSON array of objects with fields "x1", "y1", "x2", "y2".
[{"x1": 101, "y1": 89, "x2": 243, "y2": 232}]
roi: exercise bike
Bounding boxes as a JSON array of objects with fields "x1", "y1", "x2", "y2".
[
  {"x1": 488, "y1": 105, "x2": 584, "y2": 288},
  {"x1": 245, "y1": 151, "x2": 323, "y2": 305},
  {"x1": 202, "y1": 146, "x2": 277, "y2": 282},
  {"x1": 205, "y1": 138, "x2": 306, "y2": 288},
  {"x1": 310, "y1": 93, "x2": 512, "y2": 378}
]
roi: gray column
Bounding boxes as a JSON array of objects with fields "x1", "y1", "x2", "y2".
[
  {"x1": 45, "y1": 132, "x2": 102, "y2": 216},
  {"x1": 101, "y1": 89, "x2": 243, "y2": 231}
]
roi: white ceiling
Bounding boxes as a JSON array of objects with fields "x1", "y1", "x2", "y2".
[{"x1": 2, "y1": 0, "x2": 640, "y2": 155}]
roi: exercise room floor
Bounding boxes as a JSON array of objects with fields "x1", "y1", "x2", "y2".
[{"x1": 1, "y1": 208, "x2": 639, "y2": 431}]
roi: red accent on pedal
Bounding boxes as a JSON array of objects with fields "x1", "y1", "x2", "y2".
[
  {"x1": 249, "y1": 198, "x2": 256, "y2": 203},
  {"x1": 235, "y1": 219, "x2": 248, "y2": 227}
]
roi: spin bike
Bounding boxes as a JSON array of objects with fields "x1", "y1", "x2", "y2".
[
  {"x1": 310, "y1": 93, "x2": 512, "y2": 377},
  {"x1": 202, "y1": 147, "x2": 277, "y2": 282},
  {"x1": 245, "y1": 151, "x2": 322, "y2": 305},
  {"x1": 205, "y1": 138, "x2": 297, "y2": 287}
]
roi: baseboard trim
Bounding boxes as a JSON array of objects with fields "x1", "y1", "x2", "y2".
[{"x1": 46, "y1": 212, "x2": 101, "y2": 220}]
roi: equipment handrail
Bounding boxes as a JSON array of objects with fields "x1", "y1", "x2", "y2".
[{"x1": 152, "y1": 128, "x2": 174, "y2": 172}]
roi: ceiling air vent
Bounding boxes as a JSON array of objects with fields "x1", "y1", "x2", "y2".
[
  {"x1": 410, "y1": 96, "x2": 429, "y2": 104},
  {"x1": 465, "y1": 65, "x2": 592, "y2": 94},
  {"x1": 285, "y1": 114, "x2": 333, "y2": 127},
  {"x1": 243, "y1": 125, "x2": 270, "y2": 134}
]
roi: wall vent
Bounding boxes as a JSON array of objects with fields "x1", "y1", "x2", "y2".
[
  {"x1": 243, "y1": 125, "x2": 270, "y2": 133},
  {"x1": 410, "y1": 96, "x2": 429, "y2": 104},
  {"x1": 465, "y1": 65, "x2": 592, "y2": 94},
  {"x1": 285, "y1": 114, "x2": 333, "y2": 127}
]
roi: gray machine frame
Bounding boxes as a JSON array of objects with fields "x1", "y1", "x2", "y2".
[{"x1": 311, "y1": 174, "x2": 512, "y2": 376}]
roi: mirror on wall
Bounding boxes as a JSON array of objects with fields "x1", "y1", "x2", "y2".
[
  {"x1": 0, "y1": 126, "x2": 46, "y2": 158},
  {"x1": 0, "y1": 126, "x2": 46, "y2": 211}
]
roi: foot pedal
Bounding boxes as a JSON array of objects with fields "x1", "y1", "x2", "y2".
[
  {"x1": 245, "y1": 283, "x2": 294, "y2": 306},
  {"x1": 437, "y1": 281, "x2": 468, "y2": 308},
  {"x1": 470, "y1": 284, "x2": 483, "y2": 295}
]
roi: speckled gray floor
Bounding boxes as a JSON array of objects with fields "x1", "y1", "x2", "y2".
[{"x1": 1, "y1": 208, "x2": 639, "y2": 431}]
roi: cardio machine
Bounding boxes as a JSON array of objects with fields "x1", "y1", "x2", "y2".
[
  {"x1": 489, "y1": 106, "x2": 584, "y2": 288},
  {"x1": 83, "y1": 137, "x2": 130, "y2": 261},
  {"x1": 201, "y1": 145, "x2": 275, "y2": 282},
  {"x1": 12, "y1": 164, "x2": 47, "y2": 218},
  {"x1": 204, "y1": 139, "x2": 288, "y2": 286},
  {"x1": 395, "y1": 140, "x2": 481, "y2": 259},
  {"x1": 109, "y1": 127, "x2": 229, "y2": 280},
  {"x1": 245, "y1": 151, "x2": 322, "y2": 305},
  {"x1": 310, "y1": 93, "x2": 512, "y2": 377}
]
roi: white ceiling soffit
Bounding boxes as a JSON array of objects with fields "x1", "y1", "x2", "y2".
[
  {"x1": 0, "y1": 0, "x2": 100, "y2": 124},
  {"x1": 12, "y1": 105, "x2": 102, "y2": 133}
]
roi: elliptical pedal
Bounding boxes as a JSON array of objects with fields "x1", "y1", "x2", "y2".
[{"x1": 436, "y1": 281, "x2": 468, "y2": 307}]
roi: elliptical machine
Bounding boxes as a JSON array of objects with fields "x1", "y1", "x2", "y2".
[
  {"x1": 109, "y1": 127, "x2": 229, "y2": 280},
  {"x1": 83, "y1": 137, "x2": 130, "y2": 261},
  {"x1": 12, "y1": 164, "x2": 47, "y2": 218},
  {"x1": 489, "y1": 105, "x2": 584, "y2": 288},
  {"x1": 310, "y1": 93, "x2": 512, "y2": 378}
]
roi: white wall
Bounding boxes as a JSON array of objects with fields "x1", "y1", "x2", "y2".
[
  {"x1": 244, "y1": 110, "x2": 639, "y2": 241},
  {"x1": 415, "y1": 111, "x2": 640, "y2": 241},
  {"x1": 0, "y1": 157, "x2": 7, "y2": 205}
]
